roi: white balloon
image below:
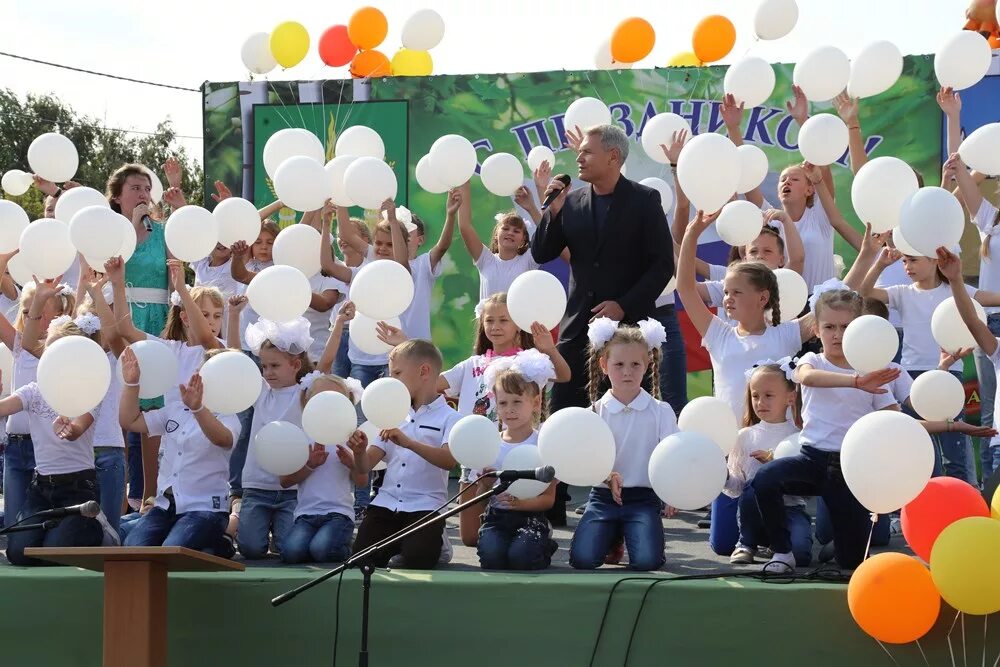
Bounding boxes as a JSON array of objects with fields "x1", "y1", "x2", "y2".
[
  {"x1": 302, "y1": 391, "x2": 359, "y2": 446},
  {"x1": 0, "y1": 201, "x2": 29, "y2": 253},
  {"x1": 344, "y1": 157, "x2": 398, "y2": 211},
  {"x1": 165, "y1": 205, "x2": 218, "y2": 262},
  {"x1": 0, "y1": 344, "x2": 12, "y2": 397},
  {"x1": 594, "y1": 39, "x2": 634, "y2": 70},
  {"x1": 677, "y1": 133, "x2": 740, "y2": 214},
  {"x1": 246, "y1": 265, "x2": 313, "y2": 323},
  {"x1": 639, "y1": 177, "x2": 674, "y2": 214},
  {"x1": 214, "y1": 197, "x2": 262, "y2": 247},
  {"x1": 139, "y1": 166, "x2": 164, "y2": 204},
  {"x1": 678, "y1": 396, "x2": 739, "y2": 455},
  {"x1": 793, "y1": 46, "x2": 850, "y2": 102},
  {"x1": 415, "y1": 154, "x2": 450, "y2": 194},
  {"x1": 449, "y1": 415, "x2": 503, "y2": 470},
  {"x1": 797, "y1": 114, "x2": 849, "y2": 166},
  {"x1": 641, "y1": 113, "x2": 691, "y2": 164},
  {"x1": 935, "y1": 31, "x2": 993, "y2": 90},
  {"x1": 715, "y1": 200, "x2": 764, "y2": 248},
  {"x1": 773, "y1": 433, "x2": 802, "y2": 459},
  {"x1": 502, "y1": 445, "x2": 549, "y2": 499},
  {"x1": 272, "y1": 224, "x2": 322, "y2": 278},
  {"x1": 932, "y1": 296, "x2": 987, "y2": 353},
  {"x1": 724, "y1": 57, "x2": 777, "y2": 108},
  {"x1": 910, "y1": 370, "x2": 965, "y2": 422},
  {"x1": 401, "y1": 8, "x2": 445, "y2": 51},
  {"x1": 274, "y1": 156, "x2": 330, "y2": 213},
  {"x1": 200, "y1": 350, "x2": 264, "y2": 415},
  {"x1": 325, "y1": 155, "x2": 358, "y2": 207},
  {"x1": 37, "y1": 336, "x2": 110, "y2": 417},
  {"x1": 892, "y1": 226, "x2": 925, "y2": 257},
  {"x1": 263, "y1": 129, "x2": 325, "y2": 180},
  {"x1": 899, "y1": 187, "x2": 964, "y2": 258},
  {"x1": 254, "y1": 421, "x2": 310, "y2": 476},
  {"x1": 736, "y1": 145, "x2": 769, "y2": 195},
  {"x1": 361, "y1": 377, "x2": 411, "y2": 430},
  {"x1": 358, "y1": 421, "x2": 388, "y2": 470},
  {"x1": 507, "y1": 270, "x2": 566, "y2": 331},
  {"x1": 28, "y1": 133, "x2": 78, "y2": 183},
  {"x1": 538, "y1": 407, "x2": 616, "y2": 486},
  {"x1": 1, "y1": 170, "x2": 33, "y2": 196},
  {"x1": 350, "y1": 312, "x2": 401, "y2": 355},
  {"x1": 116, "y1": 339, "x2": 179, "y2": 400},
  {"x1": 959, "y1": 123, "x2": 1000, "y2": 176},
  {"x1": 564, "y1": 97, "x2": 612, "y2": 135},
  {"x1": 351, "y1": 260, "x2": 415, "y2": 319},
  {"x1": 480, "y1": 153, "x2": 524, "y2": 197},
  {"x1": 754, "y1": 0, "x2": 798, "y2": 40},
  {"x1": 69, "y1": 206, "x2": 125, "y2": 264},
  {"x1": 648, "y1": 432, "x2": 728, "y2": 510},
  {"x1": 842, "y1": 315, "x2": 900, "y2": 374},
  {"x1": 527, "y1": 146, "x2": 557, "y2": 173},
  {"x1": 851, "y1": 157, "x2": 919, "y2": 233},
  {"x1": 19, "y1": 219, "x2": 76, "y2": 280},
  {"x1": 848, "y1": 41, "x2": 903, "y2": 99},
  {"x1": 54, "y1": 187, "x2": 109, "y2": 225},
  {"x1": 241, "y1": 32, "x2": 277, "y2": 75},
  {"x1": 335, "y1": 126, "x2": 385, "y2": 160},
  {"x1": 429, "y1": 135, "x2": 478, "y2": 189},
  {"x1": 6, "y1": 253, "x2": 33, "y2": 287},
  {"x1": 774, "y1": 268, "x2": 808, "y2": 322},
  {"x1": 841, "y1": 411, "x2": 934, "y2": 513}
]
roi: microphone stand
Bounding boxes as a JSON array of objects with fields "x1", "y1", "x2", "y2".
[
  {"x1": 271, "y1": 478, "x2": 514, "y2": 667},
  {"x1": 0, "y1": 519, "x2": 60, "y2": 535}
]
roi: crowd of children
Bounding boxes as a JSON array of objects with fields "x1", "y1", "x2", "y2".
[{"x1": 1, "y1": 82, "x2": 998, "y2": 575}]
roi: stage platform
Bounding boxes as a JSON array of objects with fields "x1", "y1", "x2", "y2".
[{"x1": 0, "y1": 500, "x2": 990, "y2": 667}]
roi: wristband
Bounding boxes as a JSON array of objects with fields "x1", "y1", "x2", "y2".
[
  {"x1": 669, "y1": 162, "x2": 678, "y2": 168},
  {"x1": 848, "y1": 126, "x2": 860, "y2": 131},
  {"x1": 853, "y1": 374, "x2": 860, "y2": 389},
  {"x1": 305, "y1": 462, "x2": 318, "y2": 471},
  {"x1": 123, "y1": 380, "x2": 140, "y2": 388},
  {"x1": 191, "y1": 405, "x2": 205, "y2": 413},
  {"x1": 946, "y1": 418, "x2": 954, "y2": 432},
  {"x1": 53, "y1": 186, "x2": 63, "y2": 198}
]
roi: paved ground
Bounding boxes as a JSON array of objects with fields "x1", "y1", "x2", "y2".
[{"x1": 0, "y1": 481, "x2": 910, "y2": 573}]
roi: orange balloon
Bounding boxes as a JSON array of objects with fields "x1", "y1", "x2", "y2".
[
  {"x1": 692, "y1": 15, "x2": 736, "y2": 64},
  {"x1": 348, "y1": 7, "x2": 389, "y2": 50},
  {"x1": 610, "y1": 17, "x2": 655, "y2": 64},
  {"x1": 350, "y1": 49, "x2": 391, "y2": 79},
  {"x1": 847, "y1": 553, "x2": 940, "y2": 644}
]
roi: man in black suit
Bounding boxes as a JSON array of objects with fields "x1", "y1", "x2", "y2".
[{"x1": 532, "y1": 124, "x2": 675, "y2": 523}]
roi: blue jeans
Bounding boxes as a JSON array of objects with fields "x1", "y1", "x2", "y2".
[
  {"x1": 654, "y1": 304, "x2": 688, "y2": 416},
  {"x1": 907, "y1": 370, "x2": 975, "y2": 484},
  {"x1": 350, "y1": 363, "x2": 387, "y2": 389},
  {"x1": 477, "y1": 507, "x2": 553, "y2": 571},
  {"x1": 570, "y1": 487, "x2": 664, "y2": 571},
  {"x1": 7, "y1": 470, "x2": 103, "y2": 566},
  {"x1": 750, "y1": 446, "x2": 870, "y2": 569},
  {"x1": 118, "y1": 511, "x2": 142, "y2": 541},
  {"x1": 95, "y1": 447, "x2": 126, "y2": 533},
  {"x1": 126, "y1": 431, "x2": 144, "y2": 501},
  {"x1": 124, "y1": 502, "x2": 228, "y2": 553},
  {"x1": 281, "y1": 512, "x2": 354, "y2": 563},
  {"x1": 237, "y1": 488, "x2": 297, "y2": 559},
  {"x1": 709, "y1": 493, "x2": 740, "y2": 557},
  {"x1": 973, "y1": 314, "x2": 1000, "y2": 479},
  {"x1": 815, "y1": 497, "x2": 889, "y2": 548},
  {"x1": 2, "y1": 434, "x2": 35, "y2": 529},
  {"x1": 738, "y1": 486, "x2": 813, "y2": 566},
  {"x1": 334, "y1": 328, "x2": 352, "y2": 379},
  {"x1": 228, "y1": 405, "x2": 254, "y2": 497}
]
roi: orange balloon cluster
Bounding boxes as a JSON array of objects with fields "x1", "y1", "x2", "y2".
[
  {"x1": 349, "y1": 7, "x2": 391, "y2": 78},
  {"x1": 610, "y1": 18, "x2": 655, "y2": 64},
  {"x1": 611, "y1": 13, "x2": 736, "y2": 68},
  {"x1": 692, "y1": 15, "x2": 736, "y2": 63}
]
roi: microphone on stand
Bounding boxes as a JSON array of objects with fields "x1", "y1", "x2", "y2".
[
  {"x1": 482, "y1": 466, "x2": 556, "y2": 483},
  {"x1": 540, "y1": 174, "x2": 572, "y2": 211},
  {"x1": 33, "y1": 500, "x2": 101, "y2": 520}
]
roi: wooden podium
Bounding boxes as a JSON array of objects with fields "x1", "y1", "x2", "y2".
[{"x1": 25, "y1": 547, "x2": 244, "y2": 667}]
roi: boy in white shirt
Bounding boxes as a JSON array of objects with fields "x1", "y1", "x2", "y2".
[{"x1": 348, "y1": 339, "x2": 461, "y2": 569}]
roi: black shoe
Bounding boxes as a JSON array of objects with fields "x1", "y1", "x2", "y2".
[
  {"x1": 697, "y1": 519, "x2": 711, "y2": 529},
  {"x1": 546, "y1": 502, "x2": 567, "y2": 527},
  {"x1": 818, "y1": 541, "x2": 835, "y2": 563}
]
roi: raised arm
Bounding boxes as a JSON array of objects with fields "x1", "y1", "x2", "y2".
[
  {"x1": 857, "y1": 247, "x2": 897, "y2": 303},
  {"x1": 0, "y1": 251, "x2": 18, "y2": 302},
  {"x1": 429, "y1": 188, "x2": 460, "y2": 269},
  {"x1": 182, "y1": 373, "x2": 233, "y2": 448},
  {"x1": 229, "y1": 241, "x2": 256, "y2": 286},
  {"x1": 105, "y1": 257, "x2": 146, "y2": 344},
  {"x1": 513, "y1": 186, "x2": 542, "y2": 225},
  {"x1": 676, "y1": 211, "x2": 718, "y2": 336},
  {"x1": 805, "y1": 163, "x2": 861, "y2": 250},
  {"x1": 530, "y1": 323, "x2": 572, "y2": 382},
  {"x1": 83, "y1": 273, "x2": 125, "y2": 357},
  {"x1": 169, "y1": 260, "x2": 222, "y2": 349},
  {"x1": 317, "y1": 302, "x2": 354, "y2": 374},
  {"x1": 226, "y1": 295, "x2": 246, "y2": 350},
  {"x1": 22, "y1": 277, "x2": 64, "y2": 358},
  {"x1": 936, "y1": 87, "x2": 963, "y2": 157},
  {"x1": 456, "y1": 181, "x2": 486, "y2": 262},
  {"x1": 383, "y1": 200, "x2": 411, "y2": 271},
  {"x1": 336, "y1": 206, "x2": 371, "y2": 259},
  {"x1": 843, "y1": 224, "x2": 881, "y2": 291},
  {"x1": 938, "y1": 246, "x2": 997, "y2": 356},
  {"x1": 118, "y1": 347, "x2": 148, "y2": 432},
  {"x1": 319, "y1": 211, "x2": 354, "y2": 284},
  {"x1": 833, "y1": 93, "x2": 867, "y2": 175},
  {"x1": 945, "y1": 153, "x2": 984, "y2": 217},
  {"x1": 663, "y1": 130, "x2": 690, "y2": 246}
]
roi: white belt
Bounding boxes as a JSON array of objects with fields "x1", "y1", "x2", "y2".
[{"x1": 125, "y1": 287, "x2": 169, "y2": 305}]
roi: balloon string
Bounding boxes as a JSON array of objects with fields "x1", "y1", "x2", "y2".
[
  {"x1": 863, "y1": 513, "x2": 878, "y2": 561},
  {"x1": 984, "y1": 615, "x2": 988, "y2": 667},
  {"x1": 950, "y1": 610, "x2": 962, "y2": 667},
  {"x1": 264, "y1": 78, "x2": 296, "y2": 130},
  {"x1": 582, "y1": 70, "x2": 605, "y2": 106},
  {"x1": 964, "y1": 613, "x2": 969, "y2": 667},
  {"x1": 875, "y1": 639, "x2": 900, "y2": 666},
  {"x1": 916, "y1": 639, "x2": 930, "y2": 667}
]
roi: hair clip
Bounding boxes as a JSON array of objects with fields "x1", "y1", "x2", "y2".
[
  {"x1": 587, "y1": 317, "x2": 620, "y2": 350},
  {"x1": 637, "y1": 318, "x2": 667, "y2": 351},
  {"x1": 169, "y1": 291, "x2": 182, "y2": 307}
]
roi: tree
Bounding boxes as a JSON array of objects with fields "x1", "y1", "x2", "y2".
[{"x1": 0, "y1": 89, "x2": 202, "y2": 218}]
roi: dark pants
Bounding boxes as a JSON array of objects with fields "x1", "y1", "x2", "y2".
[
  {"x1": 738, "y1": 486, "x2": 813, "y2": 566},
  {"x1": 6, "y1": 469, "x2": 103, "y2": 566},
  {"x1": 352, "y1": 505, "x2": 443, "y2": 569},
  {"x1": 126, "y1": 431, "x2": 144, "y2": 501},
  {"x1": 750, "y1": 446, "x2": 870, "y2": 570},
  {"x1": 654, "y1": 304, "x2": 688, "y2": 415},
  {"x1": 477, "y1": 507, "x2": 553, "y2": 571}
]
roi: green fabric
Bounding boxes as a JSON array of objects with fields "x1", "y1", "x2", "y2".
[
  {"x1": 0, "y1": 567, "x2": 989, "y2": 666},
  {"x1": 124, "y1": 221, "x2": 169, "y2": 337}
]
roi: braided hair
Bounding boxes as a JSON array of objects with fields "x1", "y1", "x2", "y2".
[{"x1": 586, "y1": 325, "x2": 662, "y2": 405}]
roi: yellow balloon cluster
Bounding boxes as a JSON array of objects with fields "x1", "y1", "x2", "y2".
[
  {"x1": 391, "y1": 48, "x2": 433, "y2": 77},
  {"x1": 270, "y1": 21, "x2": 310, "y2": 69},
  {"x1": 930, "y1": 516, "x2": 1000, "y2": 615}
]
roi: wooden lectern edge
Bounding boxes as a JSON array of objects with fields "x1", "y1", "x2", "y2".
[{"x1": 23, "y1": 546, "x2": 245, "y2": 573}]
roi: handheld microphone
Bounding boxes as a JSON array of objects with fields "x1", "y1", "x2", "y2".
[
  {"x1": 540, "y1": 175, "x2": 572, "y2": 211},
  {"x1": 141, "y1": 215, "x2": 153, "y2": 232},
  {"x1": 34, "y1": 500, "x2": 101, "y2": 520},
  {"x1": 483, "y1": 466, "x2": 556, "y2": 483}
]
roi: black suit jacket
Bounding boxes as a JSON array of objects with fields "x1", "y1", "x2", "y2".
[{"x1": 530, "y1": 176, "x2": 675, "y2": 343}]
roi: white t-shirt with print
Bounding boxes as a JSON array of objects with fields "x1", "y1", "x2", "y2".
[
  {"x1": 886, "y1": 282, "x2": 978, "y2": 372},
  {"x1": 14, "y1": 382, "x2": 96, "y2": 475},
  {"x1": 441, "y1": 352, "x2": 514, "y2": 422}
]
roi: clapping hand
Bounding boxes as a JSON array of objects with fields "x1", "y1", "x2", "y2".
[
  {"x1": 309, "y1": 444, "x2": 331, "y2": 469},
  {"x1": 121, "y1": 347, "x2": 141, "y2": 385},
  {"x1": 179, "y1": 373, "x2": 205, "y2": 412},
  {"x1": 163, "y1": 157, "x2": 183, "y2": 189},
  {"x1": 210, "y1": 181, "x2": 233, "y2": 203}
]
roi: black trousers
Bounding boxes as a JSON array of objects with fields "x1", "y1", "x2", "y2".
[{"x1": 352, "y1": 505, "x2": 443, "y2": 569}]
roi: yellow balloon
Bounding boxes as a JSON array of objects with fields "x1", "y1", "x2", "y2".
[
  {"x1": 930, "y1": 517, "x2": 1000, "y2": 615},
  {"x1": 391, "y1": 48, "x2": 433, "y2": 76},
  {"x1": 667, "y1": 51, "x2": 703, "y2": 67},
  {"x1": 992, "y1": 485, "x2": 1000, "y2": 521},
  {"x1": 270, "y1": 22, "x2": 310, "y2": 69}
]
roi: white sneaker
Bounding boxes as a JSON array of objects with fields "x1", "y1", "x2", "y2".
[
  {"x1": 762, "y1": 551, "x2": 795, "y2": 574},
  {"x1": 729, "y1": 544, "x2": 755, "y2": 564},
  {"x1": 439, "y1": 533, "x2": 453, "y2": 564},
  {"x1": 95, "y1": 511, "x2": 121, "y2": 547}
]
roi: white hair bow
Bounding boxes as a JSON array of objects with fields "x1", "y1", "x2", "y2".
[
  {"x1": 244, "y1": 317, "x2": 314, "y2": 356},
  {"x1": 482, "y1": 348, "x2": 556, "y2": 391},
  {"x1": 169, "y1": 291, "x2": 182, "y2": 307},
  {"x1": 342, "y1": 377, "x2": 364, "y2": 404},
  {"x1": 46, "y1": 315, "x2": 73, "y2": 336},
  {"x1": 637, "y1": 318, "x2": 667, "y2": 350},
  {"x1": 744, "y1": 356, "x2": 798, "y2": 382},
  {"x1": 474, "y1": 299, "x2": 486, "y2": 320},
  {"x1": 75, "y1": 313, "x2": 101, "y2": 335},
  {"x1": 808, "y1": 278, "x2": 854, "y2": 313},
  {"x1": 587, "y1": 317, "x2": 620, "y2": 350}
]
